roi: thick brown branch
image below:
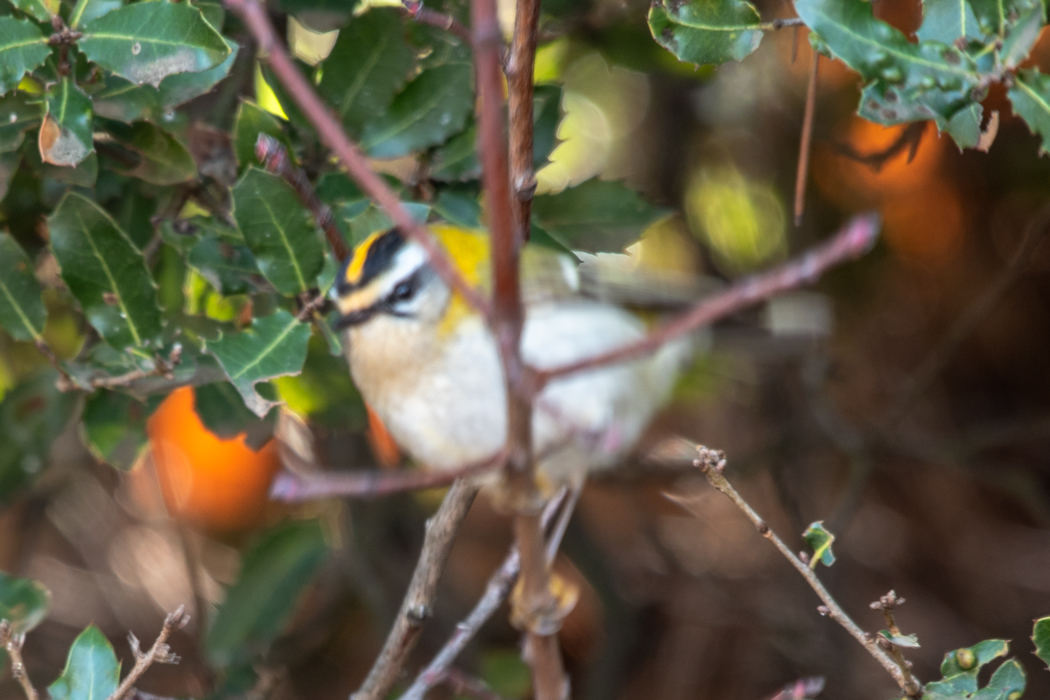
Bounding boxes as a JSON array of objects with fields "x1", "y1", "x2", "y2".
[
  {"x1": 224, "y1": 0, "x2": 490, "y2": 319},
  {"x1": 351, "y1": 480, "x2": 478, "y2": 700},
  {"x1": 507, "y1": 0, "x2": 541, "y2": 241},
  {"x1": 256, "y1": 133, "x2": 349, "y2": 261},
  {"x1": 680, "y1": 447, "x2": 922, "y2": 698},
  {"x1": 106, "y1": 606, "x2": 191, "y2": 700},
  {"x1": 537, "y1": 213, "x2": 879, "y2": 385}
]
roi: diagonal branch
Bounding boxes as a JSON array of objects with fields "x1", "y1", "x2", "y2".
[
  {"x1": 106, "y1": 606, "x2": 191, "y2": 700},
  {"x1": 401, "y1": 0, "x2": 473, "y2": 44},
  {"x1": 537, "y1": 213, "x2": 880, "y2": 386},
  {"x1": 351, "y1": 480, "x2": 479, "y2": 700},
  {"x1": 224, "y1": 0, "x2": 491, "y2": 320}
]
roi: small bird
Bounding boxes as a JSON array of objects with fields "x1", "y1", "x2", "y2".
[{"x1": 333, "y1": 223, "x2": 694, "y2": 492}]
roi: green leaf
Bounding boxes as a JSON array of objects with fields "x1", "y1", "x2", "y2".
[
  {"x1": 193, "y1": 381, "x2": 275, "y2": 450},
  {"x1": 91, "y1": 74, "x2": 160, "y2": 123},
  {"x1": 81, "y1": 390, "x2": 159, "y2": 471},
  {"x1": 48, "y1": 625, "x2": 120, "y2": 700},
  {"x1": 917, "y1": 0, "x2": 983, "y2": 45},
  {"x1": 157, "y1": 36, "x2": 238, "y2": 107},
  {"x1": 647, "y1": 0, "x2": 763, "y2": 66},
  {"x1": 533, "y1": 84, "x2": 562, "y2": 168},
  {"x1": 360, "y1": 62, "x2": 473, "y2": 158},
  {"x1": 0, "y1": 18, "x2": 51, "y2": 95},
  {"x1": 44, "y1": 152, "x2": 98, "y2": 187},
  {"x1": 48, "y1": 192, "x2": 162, "y2": 349},
  {"x1": 802, "y1": 520, "x2": 836, "y2": 568},
  {"x1": 206, "y1": 520, "x2": 328, "y2": 667},
  {"x1": 0, "y1": 571, "x2": 49, "y2": 633},
  {"x1": 0, "y1": 91, "x2": 42, "y2": 152},
  {"x1": 272, "y1": 0, "x2": 359, "y2": 31},
  {"x1": 433, "y1": 185, "x2": 480, "y2": 228},
  {"x1": 346, "y1": 201, "x2": 429, "y2": 247},
  {"x1": 188, "y1": 234, "x2": 261, "y2": 296},
  {"x1": 79, "y1": 2, "x2": 230, "y2": 87},
  {"x1": 101, "y1": 119, "x2": 198, "y2": 185},
  {"x1": 207, "y1": 309, "x2": 312, "y2": 415},
  {"x1": 1034, "y1": 616, "x2": 1050, "y2": 669},
  {"x1": 878, "y1": 629, "x2": 920, "y2": 648},
  {"x1": 231, "y1": 167, "x2": 325, "y2": 295},
  {"x1": 999, "y1": 0, "x2": 1045, "y2": 68},
  {"x1": 0, "y1": 231, "x2": 44, "y2": 341},
  {"x1": 40, "y1": 77, "x2": 94, "y2": 167},
  {"x1": 69, "y1": 0, "x2": 123, "y2": 30},
  {"x1": 9, "y1": 0, "x2": 58, "y2": 24},
  {"x1": 233, "y1": 99, "x2": 288, "y2": 168},
  {"x1": 0, "y1": 370, "x2": 78, "y2": 502},
  {"x1": 1008, "y1": 69, "x2": 1050, "y2": 154},
  {"x1": 946, "y1": 102, "x2": 983, "y2": 149},
  {"x1": 531, "y1": 179, "x2": 666, "y2": 253},
  {"x1": 795, "y1": 0, "x2": 983, "y2": 144},
  {"x1": 318, "y1": 8, "x2": 414, "y2": 137},
  {"x1": 430, "y1": 122, "x2": 478, "y2": 182},
  {"x1": 942, "y1": 639, "x2": 1009, "y2": 678},
  {"x1": 971, "y1": 659, "x2": 1025, "y2": 700}
]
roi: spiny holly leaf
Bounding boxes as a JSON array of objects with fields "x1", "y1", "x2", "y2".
[
  {"x1": 206, "y1": 520, "x2": 329, "y2": 667},
  {"x1": 9, "y1": 0, "x2": 59, "y2": 24},
  {"x1": 102, "y1": 119, "x2": 198, "y2": 185},
  {"x1": 531, "y1": 179, "x2": 667, "y2": 253},
  {"x1": 796, "y1": 0, "x2": 984, "y2": 148},
  {"x1": 998, "y1": 0, "x2": 1045, "y2": 69},
  {"x1": 0, "y1": 371, "x2": 78, "y2": 502},
  {"x1": 917, "y1": 0, "x2": 984, "y2": 45},
  {"x1": 0, "y1": 18, "x2": 51, "y2": 95},
  {"x1": 40, "y1": 77, "x2": 94, "y2": 167},
  {"x1": 68, "y1": 0, "x2": 123, "y2": 29},
  {"x1": 1034, "y1": 617, "x2": 1050, "y2": 669},
  {"x1": 47, "y1": 192, "x2": 162, "y2": 350},
  {"x1": 79, "y1": 2, "x2": 230, "y2": 87},
  {"x1": 0, "y1": 91, "x2": 42, "y2": 152},
  {"x1": 48, "y1": 625, "x2": 120, "y2": 700},
  {"x1": 360, "y1": 62, "x2": 473, "y2": 158},
  {"x1": 81, "y1": 390, "x2": 160, "y2": 471},
  {"x1": 647, "y1": 0, "x2": 763, "y2": 66},
  {"x1": 0, "y1": 571, "x2": 49, "y2": 634},
  {"x1": 318, "y1": 8, "x2": 414, "y2": 138},
  {"x1": 973, "y1": 659, "x2": 1025, "y2": 700},
  {"x1": 231, "y1": 167, "x2": 325, "y2": 295},
  {"x1": 233, "y1": 99, "x2": 288, "y2": 168},
  {"x1": 0, "y1": 231, "x2": 45, "y2": 342},
  {"x1": 207, "y1": 309, "x2": 312, "y2": 416},
  {"x1": 1009, "y1": 69, "x2": 1050, "y2": 154},
  {"x1": 802, "y1": 521, "x2": 836, "y2": 568}
]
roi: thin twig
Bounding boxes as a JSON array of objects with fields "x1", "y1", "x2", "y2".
[
  {"x1": 507, "y1": 0, "x2": 542, "y2": 241},
  {"x1": 398, "y1": 492, "x2": 570, "y2": 700},
  {"x1": 538, "y1": 214, "x2": 880, "y2": 385},
  {"x1": 886, "y1": 203, "x2": 1050, "y2": 426},
  {"x1": 82, "y1": 344, "x2": 183, "y2": 390},
  {"x1": 794, "y1": 51, "x2": 819, "y2": 227},
  {"x1": 269, "y1": 450, "x2": 505, "y2": 502},
  {"x1": 256, "y1": 133, "x2": 349, "y2": 261},
  {"x1": 402, "y1": 0, "x2": 473, "y2": 44},
  {"x1": 758, "y1": 17, "x2": 805, "y2": 31},
  {"x1": 870, "y1": 591, "x2": 922, "y2": 696},
  {"x1": 0, "y1": 620, "x2": 39, "y2": 700},
  {"x1": 678, "y1": 446, "x2": 922, "y2": 698},
  {"x1": 224, "y1": 0, "x2": 491, "y2": 320},
  {"x1": 442, "y1": 668, "x2": 509, "y2": 700},
  {"x1": 351, "y1": 480, "x2": 479, "y2": 700},
  {"x1": 106, "y1": 606, "x2": 191, "y2": 700}
]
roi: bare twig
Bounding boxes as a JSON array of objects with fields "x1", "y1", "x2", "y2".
[
  {"x1": 106, "y1": 607, "x2": 191, "y2": 700},
  {"x1": 507, "y1": 0, "x2": 542, "y2": 241},
  {"x1": 886, "y1": 203, "x2": 1050, "y2": 426},
  {"x1": 538, "y1": 214, "x2": 880, "y2": 385},
  {"x1": 870, "y1": 591, "x2": 922, "y2": 696},
  {"x1": 351, "y1": 480, "x2": 479, "y2": 700},
  {"x1": 256, "y1": 133, "x2": 349, "y2": 261},
  {"x1": 402, "y1": 0, "x2": 473, "y2": 44},
  {"x1": 224, "y1": 0, "x2": 491, "y2": 320},
  {"x1": 758, "y1": 17, "x2": 805, "y2": 31},
  {"x1": 442, "y1": 668, "x2": 509, "y2": 700},
  {"x1": 398, "y1": 492, "x2": 570, "y2": 700},
  {"x1": 1, "y1": 620, "x2": 39, "y2": 700},
  {"x1": 794, "y1": 51, "x2": 819, "y2": 227},
  {"x1": 82, "y1": 344, "x2": 183, "y2": 390},
  {"x1": 679, "y1": 446, "x2": 922, "y2": 698},
  {"x1": 269, "y1": 450, "x2": 505, "y2": 502}
]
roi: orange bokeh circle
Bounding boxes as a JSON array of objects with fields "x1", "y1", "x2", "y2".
[{"x1": 147, "y1": 386, "x2": 280, "y2": 532}]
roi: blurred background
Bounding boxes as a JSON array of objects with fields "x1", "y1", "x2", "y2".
[{"x1": 3, "y1": 0, "x2": 1050, "y2": 698}]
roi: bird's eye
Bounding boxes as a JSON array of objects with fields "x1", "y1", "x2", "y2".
[{"x1": 391, "y1": 280, "x2": 415, "y2": 302}]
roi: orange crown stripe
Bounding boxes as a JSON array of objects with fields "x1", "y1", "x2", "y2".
[{"x1": 344, "y1": 231, "x2": 381, "y2": 285}]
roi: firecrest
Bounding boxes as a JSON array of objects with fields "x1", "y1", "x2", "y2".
[{"x1": 333, "y1": 223, "x2": 695, "y2": 490}]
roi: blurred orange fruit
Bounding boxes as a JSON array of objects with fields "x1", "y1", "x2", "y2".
[{"x1": 147, "y1": 386, "x2": 280, "y2": 532}]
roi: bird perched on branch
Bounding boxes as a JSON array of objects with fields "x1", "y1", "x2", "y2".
[{"x1": 333, "y1": 223, "x2": 698, "y2": 494}]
